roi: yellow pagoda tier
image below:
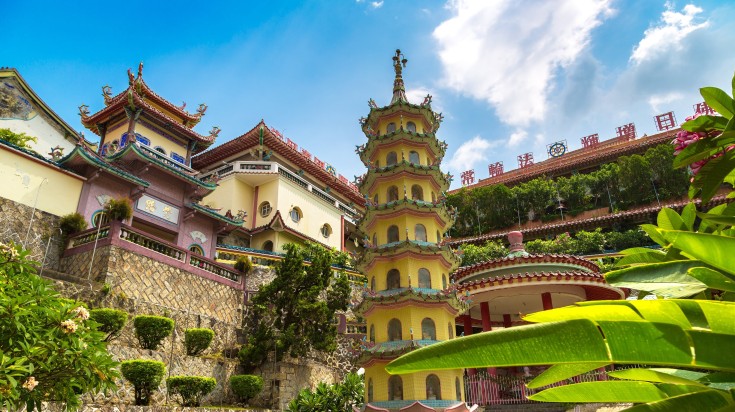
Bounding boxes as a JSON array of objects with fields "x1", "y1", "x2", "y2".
[{"x1": 354, "y1": 50, "x2": 472, "y2": 412}]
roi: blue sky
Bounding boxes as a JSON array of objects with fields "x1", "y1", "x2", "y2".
[{"x1": 5, "y1": 0, "x2": 735, "y2": 189}]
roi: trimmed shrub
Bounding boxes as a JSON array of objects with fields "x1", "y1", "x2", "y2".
[
  {"x1": 184, "y1": 328, "x2": 215, "y2": 356},
  {"x1": 229, "y1": 374, "x2": 263, "y2": 404},
  {"x1": 133, "y1": 315, "x2": 174, "y2": 350},
  {"x1": 121, "y1": 360, "x2": 166, "y2": 406},
  {"x1": 104, "y1": 198, "x2": 133, "y2": 221},
  {"x1": 166, "y1": 376, "x2": 216, "y2": 407},
  {"x1": 59, "y1": 212, "x2": 87, "y2": 235},
  {"x1": 89, "y1": 308, "x2": 128, "y2": 341},
  {"x1": 234, "y1": 256, "x2": 252, "y2": 273}
]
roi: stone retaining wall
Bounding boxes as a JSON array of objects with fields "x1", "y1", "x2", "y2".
[{"x1": 0, "y1": 196, "x2": 64, "y2": 270}]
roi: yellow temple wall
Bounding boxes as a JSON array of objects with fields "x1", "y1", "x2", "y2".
[
  {"x1": 201, "y1": 177, "x2": 255, "y2": 227},
  {"x1": 369, "y1": 214, "x2": 441, "y2": 245},
  {"x1": 368, "y1": 259, "x2": 449, "y2": 291},
  {"x1": 365, "y1": 363, "x2": 464, "y2": 403},
  {"x1": 368, "y1": 305, "x2": 457, "y2": 343},
  {"x1": 0, "y1": 146, "x2": 83, "y2": 216},
  {"x1": 276, "y1": 177, "x2": 343, "y2": 250},
  {"x1": 134, "y1": 123, "x2": 188, "y2": 156}
]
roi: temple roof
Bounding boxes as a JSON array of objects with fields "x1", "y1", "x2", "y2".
[
  {"x1": 56, "y1": 143, "x2": 150, "y2": 187},
  {"x1": 451, "y1": 128, "x2": 679, "y2": 193},
  {"x1": 453, "y1": 253, "x2": 599, "y2": 283},
  {"x1": 192, "y1": 121, "x2": 365, "y2": 205},
  {"x1": 79, "y1": 63, "x2": 217, "y2": 150}
]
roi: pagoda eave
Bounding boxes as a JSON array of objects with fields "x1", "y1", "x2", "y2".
[
  {"x1": 359, "y1": 132, "x2": 447, "y2": 165},
  {"x1": 364, "y1": 102, "x2": 436, "y2": 132},
  {"x1": 354, "y1": 291, "x2": 469, "y2": 317},
  {"x1": 359, "y1": 164, "x2": 450, "y2": 192},
  {"x1": 356, "y1": 246, "x2": 460, "y2": 275},
  {"x1": 359, "y1": 206, "x2": 454, "y2": 235}
]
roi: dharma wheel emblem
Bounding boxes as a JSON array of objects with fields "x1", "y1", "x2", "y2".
[{"x1": 547, "y1": 141, "x2": 567, "y2": 158}]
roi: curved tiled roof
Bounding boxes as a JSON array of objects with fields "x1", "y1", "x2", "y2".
[
  {"x1": 192, "y1": 121, "x2": 365, "y2": 205},
  {"x1": 452, "y1": 253, "x2": 599, "y2": 282},
  {"x1": 451, "y1": 129, "x2": 678, "y2": 193},
  {"x1": 56, "y1": 144, "x2": 150, "y2": 187},
  {"x1": 187, "y1": 203, "x2": 244, "y2": 226}
]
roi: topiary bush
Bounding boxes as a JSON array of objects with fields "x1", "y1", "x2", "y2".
[
  {"x1": 104, "y1": 198, "x2": 133, "y2": 221},
  {"x1": 133, "y1": 315, "x2": 174, "y2": 350},
  {"x1": 166, "y1": 376, "x2": 216, "y2": 407},
  {"x1": 234, "y1": 256, "x2": 252, "y2": 273},
  {"x1": 229, "y1": 374, "x2": 263, "y2": 404},
  {"x1": 89, "y1": 308, "x2": 128, "y2": 342},
  {"x1": 184, "y1": 328, "x2": 215, "y2": 356},
  {"x1": 59, "y1": 212, "x2": 87, "y2": 235},
  {"x1": 120, "y1": 359, "x2": 166, "y2": 406}
]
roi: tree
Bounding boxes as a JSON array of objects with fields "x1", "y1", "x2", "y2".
[
  {"x1": 239, "y1": 242, "x2": 351, "y2": 371},
  {"x1": 617, "y1": 154, "x2": 653, "y2": 207},
  {"x1": 0, "y1": 241, "x2": 119, "y2": 411},
  {"x1": 287, "y1": 372, "x2": 364, "y2": 412},
  {"x1": 459, "y1": 240, "x2": 508, "y2": 266},
  {"x1": 0, "y1": 128, "x2": 37, "y2": 150}
]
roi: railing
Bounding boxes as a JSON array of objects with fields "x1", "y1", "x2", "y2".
[
  {"x1": 68, "y1": 226, "x2": 110, "y2": 248},
  {"x1": 278, "y1": 167, "x2": 309, "y2": 189},
  {"x1": 138, "y1": 143, "x2": 196, "y2": 174},
  {"x1": 189, "y1": 255, "x2": 240, "y2": 282},
  {"x1": 345, "y1": 322, "x2": 367, "y2": 336},
  {"x1": 119, "y1": 226, "x2": 185, "y2": 261},
  {"x1": 465, "y1": 368, "x2": 608, "y2": 406}
]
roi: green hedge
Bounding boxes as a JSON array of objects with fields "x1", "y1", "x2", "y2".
[
  {"x1": 120, "y1": 360, "x2": 166, "y2": 406},
  {"x1": 229, "y1": 374, "x2": 263, "y2": 403},
  {"x1": 133, "y1": 315, "x2": 174, "y2": 350},
  {"x1": 184, "y1": 328, "x2": 215, "y2": 356},
  {"x1": 166, "y1": 375, "x2": 216, "y2": 407},
  {"x1": 89, "y1": 308, "x2": 128, "y2": 341}
]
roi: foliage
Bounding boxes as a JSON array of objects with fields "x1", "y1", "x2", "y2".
[
  {"x1": 0, "y1": 241, "x2": 119, "y2": 411},
  {"x1": 104, "y1": 198, "x2": 133, "y2": 221},
  {"x1": 133, "y1": 315, "x2": 174, "y2": 350},
  {"x1": 388, "y1": 71, "x2": 735, "y2": 411},
  {"x1": 229, "y1": 374, "x2": 264, "y2": 403},
  {"x1": 120, "y1": 360, "x2": 166, "y2": 406},
  {"x1": 447, "y1": 143, "x2": 691, "y2": 238},
  {"x1": 238, "y1": 242, "x2": 351, "y2": 371},
  {"x1": 234, "y1": 256, "x2": 252, "y2": 273},
  {"x1": 184, "y1": 328, "x2": 215, "y2": 356},
  {"x1": 0, "y1": 128, "x2": 37, "y2": 150},
  {"x1": 166, "y1": 376, "x2": 216, "y2": 407},
  {"x1": 287, "y1": 372, "x2": 364, "y2": 412},
  {"x1": 89, "y1": 308, "x2": 128, "y2": 342},
  {"x1": 458, "y1": 240, "x2": 508, "y2": 266},
  {"x1": 59, "y1": 212, "x2": 87, "y2": 235}
]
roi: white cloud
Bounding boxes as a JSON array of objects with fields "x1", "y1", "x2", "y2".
[
  {"x1": 446, "y1": 135, "x2": 498, "y2": 171},
  {"x1": 507, "y1": 129, "x2": 528, "y2": 147},
  {"x1": 406, "y1": 87, "x2": 444, "y2": 113},
  {"x1": 370, "y1": 1, "x2": 383, "y2": 8},
  {"x1": 647, "y1": 92, "x2": 684, "y2": 113},
  {"x1": 630, "y1": 3, "x2": 709, "y2": 65},
  {"x1": 433, "y1": 0, "x2": 614, "y2": 126}
]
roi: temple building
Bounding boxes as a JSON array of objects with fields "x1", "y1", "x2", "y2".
[
  {"x1": 192, "y1": 121, "x2": 364, "y2": 255},
  {"x1": 353, "y1": 50, "x2": 472, "y2": 412},
  {"x1": 60, "y1": 63, "x2": 243, "y2": 259}
]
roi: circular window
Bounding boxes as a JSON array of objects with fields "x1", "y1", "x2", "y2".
[
  {"x1": 321, "y1": 224, "x2": 332, "y2": 238},
  {"x1": 259, "y1": 201, "x2": 272, "y2": 217},
  {"x1": 290, "y1": 207, "x2": 302, "y2": 223},
  {"x1": 189, "y1": 244, "x2": 205, "y2": 256}
]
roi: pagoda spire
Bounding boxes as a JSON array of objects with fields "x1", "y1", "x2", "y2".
[{"x1": 391, "y1": 49, "x2": 408, "y2": 104}]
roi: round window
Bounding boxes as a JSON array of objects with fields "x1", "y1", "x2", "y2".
[
  {"x1": 259, "y1": 201, "x2": 272, "y2": 217},
  {"x1": 321, "y1": 224, "x2": 331, "y2": 238},
  {"x1": 290, "y1": 207, "x2": 302, "y2": 223}
]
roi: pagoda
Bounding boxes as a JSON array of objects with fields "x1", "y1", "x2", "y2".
[{"x1": 353, "y1": 50, "x2": 472, "y2": 412}]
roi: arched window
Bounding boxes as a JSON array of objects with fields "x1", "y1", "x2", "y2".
[
  {"x1": 386, "y1": 122, "x2": 397, "y2": 133},
  {"x1": 442, "y1": 274, "x2": 447, "y2": 289},
  {"x1": 320, "y1": 224, "x2": 331, "y2": 238},
  {"x1": 386, "y1": 151, "x2": 398, "y2": 166},
  {"x1": 262, "y1": 241, "x2": 274, "y2": 252},
  {"x1": 370, "y1": 277, "x2": 376, "y2": 291},
  {"x1": 290, "y1": 207, "x2": 302, "y2": 223},
  {"x1": 387, "y1": 225, "x2": 400, "y2": 243},
  {"x1": 455, "y1": 377, "x2": 462, "y2": 400},
  {"x1": 388, "y1": 376, "x2": 403, "y2": 401},
  {"x1": 259, "y1": 201, "x2": 272, "y2": 217},
  {"x1": 91, "y1": 210, "x2": 109, "y2": 227},
  {"x1": 418, "y1": 268, "x2": 431, "y2": 289},
  {"x1": 411, "y1": 184, "x2": 424, "y2": 201},
  {"x1": 154, "y1": 146, "x2": 166, "y2": 155},
  {"x1": 373, "y1": 193, "x2": 378, "y2": 204},
  {"x1": 407, "y1": 121, "x2": 417, "y2": 133},
  {"x1": 189, "y1": 244, "x2": 205, "y2": 256},
  {"x1": 368, "y1": 379, "x2": 374, "y2": 402},
  {"x1": 448, "y1": 323, "x2": 454, "y2": 339},
  {"x1": 387, "y1": 269, "x2": 401, "y2": 290},
  {"x1": 369, "y1": 325, "x2": 375, "y2": 343},
  {"x1": 421, "y1": 318, "x2": 436, "y2": 340},
  {"x1": 426, "y1": 374, "x2": 441, "y2": 400},
  {"x1": 409, "y1": 150, "x2": 420, "y2": 164},
  {"x1": 387, "y1": 186, "x2": 399, "y2": 202},
  {"x1": 415, "y1": 224, "x2": 427, "y2": 242},
  {"x1": 388, "y1": 318, "x2": 402, "y2": 341}
]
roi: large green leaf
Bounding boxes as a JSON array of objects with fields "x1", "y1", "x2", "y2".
[
  {"x1": 624, "y1": 389, "x2": 733, "y2": 412},
  {"x1": 697, "y1": 212, "x2": 735, "y2": 229},
  {"x1": 688, "y1": 267, "x2": 735, "y2": 293},
  {"x1": 681, "y1": 203, "x2": 697, "y2": 231},
  {"x1": 673, "y1": 134, "x2": 735, "y2": 169},
  {"x1": 528, "y1": 381, "x2": 670, "y2": 403},
  {"x1": 683, "y1": 115, "x2": 730, "y2": 132},
  {"x1": 662, "y1": 230, "x2": 735, "y2": 276},
  {"x1": 527, "y1": 363, "x2": 609, "y2": 389},
  {"x1": 615, "y1": 250, "x2": 669, "y2": 267},
  {"x1": 525, "y1": 304, "x2": 641, "y2": 323},
  {"x1": 609, "y1": 368, "x2": 705, "y2": 386},
  {"x1": 701, "y1": 87, "x2": 735, "y2": 119},
  {"x1": 691, "y1": 151, "x2": 735, "y2": 203},
  {"x1": 605, "y1": 260, "x2": 708, "y2": 298},
  {"x1": 658, "y1": 208, "x2": 687, "y2": 230},
  {"x1": 641, "y1": 224, "x2": 668, "y2": 247}
]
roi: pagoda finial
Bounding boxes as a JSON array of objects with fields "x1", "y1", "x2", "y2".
[{"x1": 391, "y1": 49, "x2": 408, "y2": 104}]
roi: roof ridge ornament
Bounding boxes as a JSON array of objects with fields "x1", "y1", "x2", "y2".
[{"x1": 391, "y1": 49, "x2": 408, "y2": 104}]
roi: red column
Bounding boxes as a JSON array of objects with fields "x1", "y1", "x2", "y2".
[
  {"x1": 542, "y1": 292, "x2": 553, "y2": 310},
  {"x1": 503, "y1": 314, "x2": 512, "y2": 328},
  {"x1": 480, "y1": 302, "x2": 497, "y2": 377},
  {"x1": 462, "y1": 315, "x2": 476, "y2": 376}
]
